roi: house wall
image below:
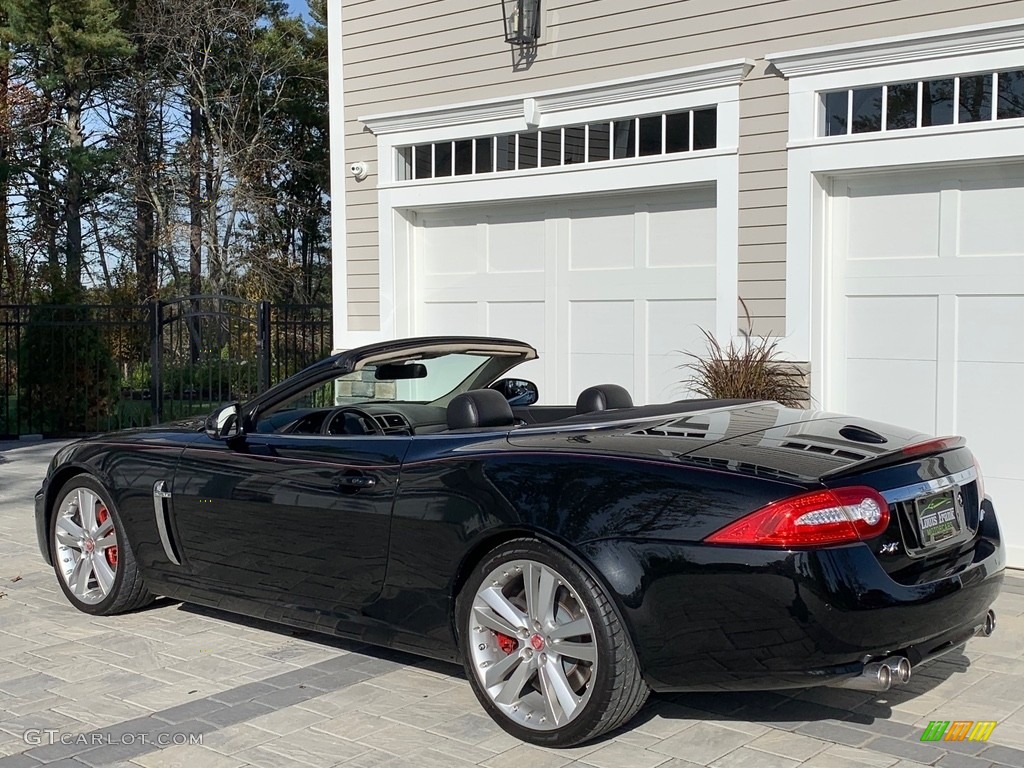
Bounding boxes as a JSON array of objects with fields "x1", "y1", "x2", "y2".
[{"x1": 338, "y1": 0, "x2": 1024, "y2": 335}]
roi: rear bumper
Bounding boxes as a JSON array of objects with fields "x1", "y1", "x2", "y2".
[{"x1": 580, "y1": 501, "x2": 1005, "y2": 692}]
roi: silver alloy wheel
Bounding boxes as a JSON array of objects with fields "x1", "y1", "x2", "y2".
[
  {"x1": 469, "y1": 559, "x2": 598, "y2": 731},
  {"x1": 53, "y1": 486, "x2": 118, "y2": 605}
]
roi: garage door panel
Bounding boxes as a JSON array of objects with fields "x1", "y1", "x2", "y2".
[
  {"x1": 421, "y1": 221, "x2": 481, "y2": 275},
  {"x1": 570, "y1": 301, "x2": 633, "y2": 355},
  {"x1": 648, "y1": 202, "x2": 716, "y2": 268},
  {"x1": 568, "y1": 210, "x2": 636, "y2": 271},
  {"x1": 564, "y1": 267, "x2": 717, "y2": 301},
  {"x1": 846, "y1": 296, "x2": 937, "y2": 361},
  {"x1": 958, "y1": 296, "x2": 1024, "y2": 364},
  {"x1": 958, "y1": 178, "x2": 1024, "y2": 257},
  {"x1": 647, "y1": 298, "x2": 717, "y2": 404},
  {"x1": 846, "y1": 184, "x2": 941, "y2": 260},
  {"x1": 844, "y1": 359, "x2": 937, "y2": 436},
  {"x1": 486, "y1": 217, "x2": 547, "y2": 273},
  {"x1": 957, "y1": 361, "x2": 1024, "y2": 480},
  {"x1": 418, "y1": 302, "x2": 480, "y2": 336},
  {"x1": 412, "y1": 188, "x2": 718, "y2": 407}
]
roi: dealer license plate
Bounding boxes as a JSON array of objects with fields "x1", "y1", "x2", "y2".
[{"x1": 914, "y1": 490, "x2": 964, "y2": 547}]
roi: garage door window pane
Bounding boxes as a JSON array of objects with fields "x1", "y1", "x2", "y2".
[
  {"x1": 665, "y1": 111, "x2": 690, "y2": 152},
  {"x1": 414, "y1": 145, "x2": 432, "y2": 179},
  {"x1": 997, "y1": 69, "x2": 1024, "y2": 120},
  {"x1": 692, "y1": 108, "x2": 717, "y2": 149},
  {"x1": 496, "y1": 135, "x2": 515, "y2": 171},
  {"x1": 588, "y1": 123, "x2": 610, "y2": 161},
  {"x1": 564, "y1": 126, "x2": 585, "y2": 165},
  {"x1": 959, "y1": 74, "x2": 992, "y2": 123},
  {"x1": 435, "y1": 142, "x2": 453, "y2": 177},
  {"x1": 922, "y1": 79, "x2": 954, "y2": 126},
  {"x1": 851, "y1": 87, "x2": 883, "y2": 133},
  {"x1": 639, "y1": 116, "x2": 662, "y2": 156},
  {"x1": 613, "y1": 119, "x2": 636, "y2": 159},
  {"x1": 823, "y1": 90, "x2": 848, "y2": 136},
  {"x1": 886, "y1": 82, "x2": 918, "y2": 130},
  {"x1": 541, "y1": 130, "x2": 561, "y2": 167},
  {"x1": 475, "y1": 138, "x2": 493, "y2": 173},
  {"x1": 454, "y1": 140, "x2": 473, "y2": 175},
  {"x1": 518, "y1": 132, "x2": 538, "y2": 169},
  {"x1": 396, "y1": 147, "x2": 412, "y2": 181}
]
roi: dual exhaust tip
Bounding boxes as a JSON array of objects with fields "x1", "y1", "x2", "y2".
[
  {"x1": 835, "y1": 609, "x2": 996, "y2": 693},
  {"x1": 838, "y1": 655, "x2": 913, "y2": 692}
]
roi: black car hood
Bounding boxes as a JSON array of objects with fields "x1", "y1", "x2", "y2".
[{"x1": 510, "y1": 402, "x2": 929, "y2": 483}]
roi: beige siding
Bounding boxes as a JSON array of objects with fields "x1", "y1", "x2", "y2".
[{"x1": 342, "y1": 0, "x2": 1024, "y2": 332}]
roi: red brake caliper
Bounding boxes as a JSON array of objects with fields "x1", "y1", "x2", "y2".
[
  {"x1": 96, "y1": 507, "x2": 118, "y2": 569},
  {"x1": 495, "y1": 633, "x2": 518, "y2": 655}
]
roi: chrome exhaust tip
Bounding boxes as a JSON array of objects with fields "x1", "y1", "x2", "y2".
[
  {"x1": 881, "y1": 656, "x2": 912, "y2": 685},
  {"x1": 977, "y1": 609, "x2": 996, "y2": 637},
  {"x1": 834, "y1": 661, "x2": 892, "y2": 691}
]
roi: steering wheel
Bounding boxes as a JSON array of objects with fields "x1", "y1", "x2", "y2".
[{"x1": 321, "y1": 406, "x2": 385, "y2": 436}]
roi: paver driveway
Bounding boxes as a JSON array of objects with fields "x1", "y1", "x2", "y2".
[{"x1": 2, "y1": 439, "x2": 1024, "y2": 768}]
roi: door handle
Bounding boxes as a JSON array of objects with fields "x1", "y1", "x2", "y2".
[{"x1": 334, "y1": 474, "x2": 376, "y2": 490}]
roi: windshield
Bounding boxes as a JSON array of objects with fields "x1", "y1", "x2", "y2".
[
  {"x1": 340, "y1": 353, "x2": 489, "y2": 404},
  {"x1": 265, "y1": 352, "x2": 494, "y2": 419}
]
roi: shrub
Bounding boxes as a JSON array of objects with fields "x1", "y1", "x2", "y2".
[
  {"x1": 19, "y1": 303, "x2": 120, "y2": 434},
  {"x1": 682, "y1": 326, "x2": 805, "y2": 408}
]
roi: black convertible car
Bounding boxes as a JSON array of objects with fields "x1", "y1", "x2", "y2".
[{"x1": 36, "y1": 336, "x2": 1004, "y2": 746}]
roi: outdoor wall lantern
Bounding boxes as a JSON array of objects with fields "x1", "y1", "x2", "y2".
[{"x1": 502, "y1": 0, "x2": 541, "y2": 45}]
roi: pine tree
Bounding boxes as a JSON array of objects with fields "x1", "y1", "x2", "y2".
[{"x1": 0, "y1": 0, "x2": 133, "y2": 293}]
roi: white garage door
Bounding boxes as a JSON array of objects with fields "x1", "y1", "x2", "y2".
[
  {"x1": 828, "y1": 165, "x2": 1024, "y2": 567},
  {"x1": 410, "y1": 188, "x2": 718, "y2": 406}
]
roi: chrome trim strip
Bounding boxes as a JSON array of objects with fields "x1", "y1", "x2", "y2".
[
  {"x1": 881, "y1": 467, "x2": 977, "y2": 504},
  {"x1": 152, "y1": 481, "x2": 181, "y2": 565}
]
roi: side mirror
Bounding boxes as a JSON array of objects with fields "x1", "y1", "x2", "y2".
[
  {"x1": 489, "y1": 378, "x2": 539, "y2": 406},
  {"x1": 205, "y1": 402, "x2": 243, "y2": 441}
]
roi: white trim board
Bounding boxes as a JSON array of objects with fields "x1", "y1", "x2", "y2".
[
  {"x1": 359, "y1": 59, "x2": 753, "y2": 136},
  {"x1": 766, "y1": 18, "x2": 1024, "y2": 78}
]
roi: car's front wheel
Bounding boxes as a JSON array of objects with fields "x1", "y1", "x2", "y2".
[
  {"x1": 458, "y1": 538, "x2": 649, "y2": 747},
  {"x1": 50, "y1": 475, "x2": 153, "y2": 615}
]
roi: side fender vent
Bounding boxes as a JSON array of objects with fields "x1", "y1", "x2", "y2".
[{"x1": 153, "y1": 481, "x2": 182, "y2": 566}]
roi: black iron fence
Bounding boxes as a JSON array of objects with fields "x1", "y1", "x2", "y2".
[{"x1": 0, "y1": 296, "x2": 332, "y2": 438}]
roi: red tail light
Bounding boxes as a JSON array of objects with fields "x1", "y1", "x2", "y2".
[{"x1": 705, "y1": 486, "x2": 890, "y2": 548}]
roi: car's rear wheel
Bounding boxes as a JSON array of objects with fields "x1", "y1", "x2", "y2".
[
  {"x1": 50, "y1": 475, "x2": 153, "y2": 615},
  {"x1": 458, "y1": 538, "x2": 649, "y2": 747}
]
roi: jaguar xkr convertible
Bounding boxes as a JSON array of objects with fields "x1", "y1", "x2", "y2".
[{"x1": 35, "y1": 336, "x2": 1004, "y2": 746}]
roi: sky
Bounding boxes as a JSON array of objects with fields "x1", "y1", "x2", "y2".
[{"x1": 285, "y1": 0, "x2": 312, "y2": 20}]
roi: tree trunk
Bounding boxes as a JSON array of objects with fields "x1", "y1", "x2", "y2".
[
  {"x1": 64, "y1": 86, "x2": 85, "y2": 290},
  {"x1": 203, "y1": 114, "x2": 220, "y2": 291},
  {"x1": 38, "y1": 125, "x2": 59, "y2": 279},
  {"x1": 188, "y1": 97, "x2": 203, "y2": 297},
  {"x1": 134, "y1": 61, "x2": 157, "y2": 301},
  {"x1": 0, "y1": 55, "x2": 9, "y2": 301}
]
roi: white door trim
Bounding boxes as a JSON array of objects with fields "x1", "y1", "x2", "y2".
[
  {"x1": 771, "y1": 21, "x2": 1024, "y2": 403},
  {"x1": 339, "y1": 67, "x2": 746, "y2": 351}
]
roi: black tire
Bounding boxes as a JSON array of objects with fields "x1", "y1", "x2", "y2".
[
  {"x1": 49, "y1": 475, "x2": 154, "y2": 615},
  {"x1": 457, "y1": 537, "x2": 649, "y2": 747}
]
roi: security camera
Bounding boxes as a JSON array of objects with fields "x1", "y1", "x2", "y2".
[{"x1": 350, "y1": 161, "x2": 369, "y2": 181}]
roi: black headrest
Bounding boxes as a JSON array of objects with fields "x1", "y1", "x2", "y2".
[
  {"x1": 576, "y1": 384, "x2": 633, "y2": 415},
  {"x1": 447, "y1": 389, "x2": 515, "y2": 431}
]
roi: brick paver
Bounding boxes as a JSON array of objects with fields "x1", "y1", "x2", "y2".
[{"x1": 2, "y1": 439, "x2": 1023, "y2": 767}]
